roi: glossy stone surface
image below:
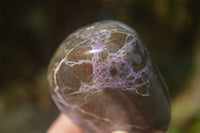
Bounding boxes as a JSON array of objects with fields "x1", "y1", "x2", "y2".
[{"x1": 47, "y1": 20, "x2": 171, "y2": 133}]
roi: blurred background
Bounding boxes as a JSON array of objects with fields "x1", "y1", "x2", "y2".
[{"x1": 0, "y1": 0, "x2": 200, "y2": 132}]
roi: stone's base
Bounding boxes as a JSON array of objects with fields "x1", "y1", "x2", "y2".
[{"x1": 112, "y1": 130, "x2": 128, "y2": 133}]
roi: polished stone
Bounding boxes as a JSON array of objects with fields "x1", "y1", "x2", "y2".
[{"x1": 47, "y1": 20, "x2": 171, "y2": 133}]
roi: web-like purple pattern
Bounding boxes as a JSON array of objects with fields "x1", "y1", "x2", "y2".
[
  {"x1": 72, "y1": 28, "x2": 152, "y2": 96},
  {"x1": 53, "y1": 22, "x2": 153, "y2": 98}
]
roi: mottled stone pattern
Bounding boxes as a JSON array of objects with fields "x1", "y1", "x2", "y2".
[{"x1": 47, "y1": 20, "x2": 171, "y2": 133}]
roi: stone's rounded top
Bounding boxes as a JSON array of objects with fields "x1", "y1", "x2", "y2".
[{"x1": 47, "y1": 20, "x2": 171, "y2": 133}]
